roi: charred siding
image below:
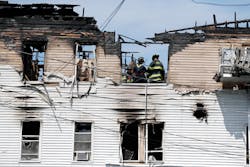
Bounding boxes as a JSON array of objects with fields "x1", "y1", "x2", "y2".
[{"x1": 0, "y1": 66, "x2": 249, "y2": 167}]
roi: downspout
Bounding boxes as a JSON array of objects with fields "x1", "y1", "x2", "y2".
[{"x1": 248, "y1": 87, "x2": 250, "y2": 166}]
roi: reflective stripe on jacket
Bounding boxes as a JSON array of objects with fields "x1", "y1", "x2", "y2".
[{"x1": 147, "y1": 60, "x2": 164, "y2": 82}]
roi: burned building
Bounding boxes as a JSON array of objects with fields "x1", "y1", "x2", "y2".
[
  {"x1": 151, "y1": 16, "x2": 250, "y2": 167},
  {"x1": 0, "y1": 1, "x2": 250, "y2": 167}
]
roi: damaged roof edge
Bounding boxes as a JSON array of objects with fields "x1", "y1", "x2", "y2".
[
  {"x1": 0, "y1": 2, "x2": 80, "y2": 17},
  {"x1": 153, "y1": 18, "x2": 250, "y2": 42}
]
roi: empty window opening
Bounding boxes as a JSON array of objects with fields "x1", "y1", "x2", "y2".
[
  {"x1": 193, "y1": 103, "x2": 208, "y2": 123},
  {"x1": 121, "y1": 122, "x2": 138, "y2": 161},
  {"x1": 75, "y1": 44, "x2": 96, "y2": 81},
  {"x1": 22, "y1": 41, "x2": 46, "y2": 81},
  {"x1": 121, "y1": 42, "x2": 168, "y2": 83},
  {"x1": 120, "y1": 122, "x2": 163, "y2": 163},
  {"x1": 21, "y1": 121, "x2": 40, "y2": 161},
  {"x1": 73, "y1": 122, "x2": 92, "y2": 161}
]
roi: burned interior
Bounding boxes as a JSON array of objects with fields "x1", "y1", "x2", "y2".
[
  {"x1": 120, "y1": 121, "x2": 163, "y2": 162},
  {"x1": 22, "y1": 40, "x2": 47, "y2": 81},
  {"x1": 75, "y1": 43, "x2": 96, "y2": 82}
]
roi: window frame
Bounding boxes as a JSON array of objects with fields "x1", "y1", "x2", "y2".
[
  {"x1": 73, "y1": 122, "x2": 93, "y2": 162},
  {"x1": 22, "y1": 40, "x2": 47, "y2": 82},
  {"x1": 19, "y1": 121, "x2": 41, "y2": 162},
  {"x1": 75, "y1": 43, "x2": 97, "y2": 82},
  {"x1": 120, "y1": 122, "x2": 164, "y2": 164}
]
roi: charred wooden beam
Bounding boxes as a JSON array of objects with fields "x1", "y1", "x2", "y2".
[{"x1": 213, "y1": 14, "x2": 217, "y2": 27}]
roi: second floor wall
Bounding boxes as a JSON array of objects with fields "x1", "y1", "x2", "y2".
[
  {"x1": 0, "y1": 3, "x2": 121, "y2": 84},
  {"x1": 154, "y1": 29, "x2": 250, "y2": 91}
]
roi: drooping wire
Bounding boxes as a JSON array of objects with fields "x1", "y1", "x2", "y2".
[
  {"x1": 191, "y1": 0, "x2": 250, "y2": 6},
  {"x1": 100, "y1": 0, "x2": 125, "y2": 31},
  {"x1": 0, "y1": 92, "x2": 247, "y2": 157}
]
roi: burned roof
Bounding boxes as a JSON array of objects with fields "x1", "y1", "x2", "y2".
[
  {"x1": 0, "y1": 1, "x2": 79, "y2": 17},
  {"x1": 0, "y1": 1, "x2": 99, "y2": 32},
  {"x1": 152, "y1": 16, "x2": 250, "y2": 43}
]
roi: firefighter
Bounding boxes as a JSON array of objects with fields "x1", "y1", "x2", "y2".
[
  {"x1": 147, "y1": 54, "x2": 165, "y2": 83},
  {"x1": 133, "y1": 57, "x2": 147, "y2": 83}
]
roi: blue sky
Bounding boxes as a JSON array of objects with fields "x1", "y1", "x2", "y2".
[{"x1": 8, "y1": 0, "x2": 250, "y2": 69}]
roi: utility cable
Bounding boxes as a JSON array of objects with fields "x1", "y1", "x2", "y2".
[
  {"x1": 0, "y1": 96, "x2": 246, "y2": 157},
  {"x1": 191, "y1": 0, "x2": 250, "y2": 6},
  {"x1": 100, "y1": 0, "x2": 125, "y2": 31}
]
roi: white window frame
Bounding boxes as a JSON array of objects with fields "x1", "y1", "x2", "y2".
[
  {"x1": 73, "y1": 122, "x2": 93, "y2": 162},
  {"x1": 20, "y1": 121, "x2": 41, "y2": 162},
  {"x1": 121, "y1": 122, "x2": 164, "y2": 164}
]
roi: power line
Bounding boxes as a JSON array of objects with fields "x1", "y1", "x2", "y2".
[
  {"x1": 100, "y1": 0, "x2": 126, "y2": 31},
  {"x1": 191, "y1": 0, "x2": 250, "y2": 6},
  {"x1": 29, "y1": 110, "x2": 249, "y2": 158},
  {"x1": 0, "y1": 96, "x2": 246, "y2": 159}
]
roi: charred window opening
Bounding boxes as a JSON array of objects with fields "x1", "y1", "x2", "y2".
[
  {"x1": 121, "y1": 122, "x2": 138, "y2": 161},
  {"x1": 120, "y1": 122, "x2": 164, "y2": 162},
  {"x1": 73, "y1": 122, "x2": 92, "y2": 161},
  {"x1": 21, "y1": 121, "x2": 40, "y2": 161},
  {"x1": 193, "y1": 103, "x2": 208, "y2": 123},
  {"x1": 148, "y1": 123, "x2": 163, "y2": 161},
  {"x1": 22, "y1": 41, "x2": 47, "y2": 81},
  {"x1": 75, "y1": 44, "x2": 96, "y2": 82}
]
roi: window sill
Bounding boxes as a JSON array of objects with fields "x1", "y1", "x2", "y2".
[
  {"x1": 25, "y1": 81, "x2": 44, "y2": 85},
  {"x1": 121, "y1": 82, "x2": 167, "y2": 86},
  {"x1": 72, "y1": 161, "x2": 93, "y2": 164},
  {"x1": 19, "y1": 160, "x2": 41, "y2": 163}
]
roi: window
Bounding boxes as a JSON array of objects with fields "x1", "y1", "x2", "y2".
[
  {"x1": 73, "y1": 122, "x2": 92, "y2": 161},
  {"x1": 120, "y1": 122, "x2": 164, "y2": 163},
  {"x1": 21, "y1": 121, "x2": 40, "y2": 161},
  {"x1": 120, "y1": 42, "x2": 167, "y2": 84},
  {"x1": 147, "y1": 124, "x2": 163, "y2": 161},
  {"x1": 75, "y1": 44, "x2": 96, "y2": 82},
  {"x1": 22, "y1": 41, "x2": 47, "y2": 81}
]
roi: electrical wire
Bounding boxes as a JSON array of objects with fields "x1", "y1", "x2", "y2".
[
  {"x1": 0, "y1": 96, "x2": 246, "y2": 159},
  {"x1": 100, "y1": 0, "x2": 126, "y2": 31},
  {"x1": 28, "y1": 108, "x2": 250, "y2": 158},
  {"x1": 0, "y1": 83, "x2": 249, "y2": 116},
  {"x1": 191, "y1": 0, "x2": 250, "y2": 6}
]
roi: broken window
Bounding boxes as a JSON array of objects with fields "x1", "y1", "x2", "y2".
[
  {"x1": 21, "y1": 121, "x2": 40, "y2": 161},
  {"x1": 121, "y1": 122, "x2": 139, "y2": 161},
  {"x1": 73, "y1": 122, "x2": 92, "y2": 161},
  {"x1": 22, "y1": 41, "x2": 47, "y2": 81},
  {"x1": 120, "y1": 122, "x2": 163, "y2": 163},
  {"x1": 75, "y1": 44, "x2": 96, "y2": 81}
]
